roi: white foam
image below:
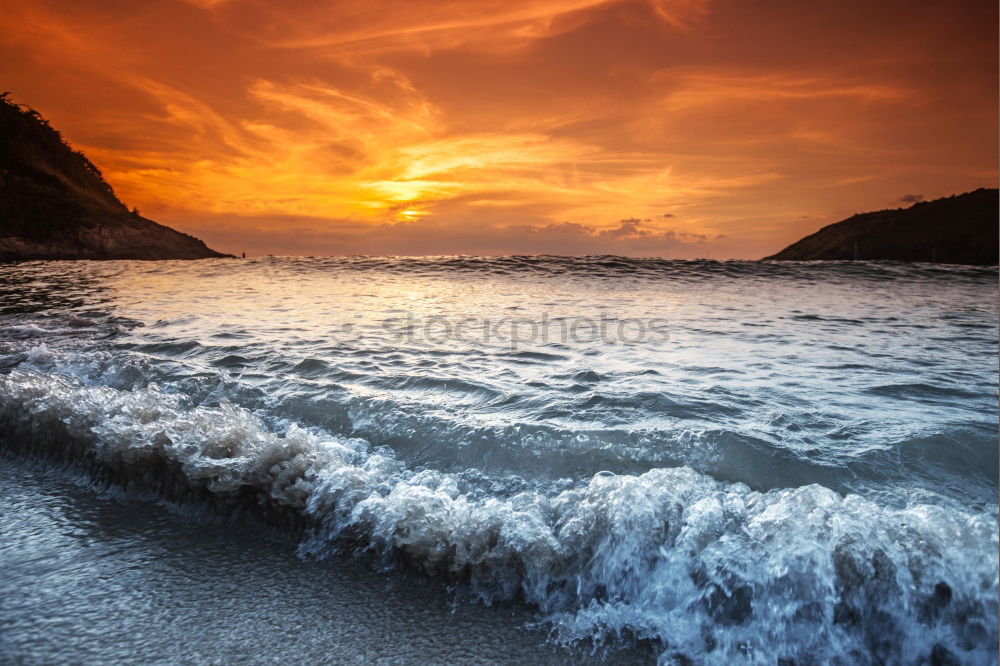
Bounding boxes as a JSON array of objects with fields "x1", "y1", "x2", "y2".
[{"x1": 0, "y1": 369, "x2": 996, "y2": 664}]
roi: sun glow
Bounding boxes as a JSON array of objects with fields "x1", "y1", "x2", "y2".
[{"x1": 1, "y1": 0, "x2": 994, "y2": 256}]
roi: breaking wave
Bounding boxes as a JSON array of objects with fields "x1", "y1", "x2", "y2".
[
  {"x1": 2, "y1": 368, "x2": 996, "y2": 665},
  {"x1": 1, "y1": 257, "x2": 997, "y2": 664}
]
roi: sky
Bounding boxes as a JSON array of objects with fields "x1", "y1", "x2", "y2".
[{"x1": 1, "y1": 0, "x2": 996, "y2": 258}]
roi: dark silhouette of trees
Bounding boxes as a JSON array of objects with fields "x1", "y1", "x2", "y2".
[
  {"x1": 765, "y1": 189, "x2": 998, "y2": 265},
  {"x1": 0, "y1": 93, "x2": 228, "y2": 259}
]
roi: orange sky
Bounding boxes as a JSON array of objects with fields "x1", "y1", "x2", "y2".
[{"x1": 2, "y1": 0, "x2": 996, "y2": 257}]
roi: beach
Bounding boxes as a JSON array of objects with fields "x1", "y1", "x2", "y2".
[{"x1": 0, "y1": 256, "x2": 996, "y2": 663}]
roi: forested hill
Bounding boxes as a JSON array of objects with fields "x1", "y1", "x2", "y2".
[
  {"x1": 764, "y1": 189, "x2": 998, "y2": 265},
  {"x1": 0, "y1": 94, "x2": 228, "y2": 260}
]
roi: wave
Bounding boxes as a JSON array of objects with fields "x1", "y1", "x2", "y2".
[
  {"x1": 1, "y1": 368, "x2": 996, "y2": 664},
  {"x1": 34, "y1": 254, "x2": 989, "y2": 286},
  {"x1": 7, "y1": 338, "x2": 997, "y2": 504}
]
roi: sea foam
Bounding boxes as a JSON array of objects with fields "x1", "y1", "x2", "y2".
[{"x1": 1, "y1": 368, "x2": 996, "y2": 665}]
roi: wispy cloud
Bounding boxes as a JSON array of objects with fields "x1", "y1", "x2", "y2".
[{"x1": 0, "y1": 0, "x2": 994, "y2": 257}]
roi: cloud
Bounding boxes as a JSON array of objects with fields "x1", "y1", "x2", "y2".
[
  {"x1": 1, "y1": 0, "x2": 995, "y2": 258},
  {"x1": 200, "y1": 0, "x2": 710, "y2": 56},
  {"x1": 178, "y1": 212, "x2": 713, "y2": 257},
  {"x1": 898, "y1": 193, "x2": 925, "y2": 204}
]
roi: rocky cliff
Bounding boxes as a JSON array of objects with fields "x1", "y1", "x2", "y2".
[
  {"x1": 0, "y1": 94, "x2": 229, "y2": 260},
  {"x1": 764, "y1": 189, "x2": 998, "y2": 265}
]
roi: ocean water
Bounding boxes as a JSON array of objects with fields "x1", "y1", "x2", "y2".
[{"x1": 0, "y1": 256, "x2": 996, "y2": 664}]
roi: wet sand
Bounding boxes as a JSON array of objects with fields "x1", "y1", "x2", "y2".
[{"x1": 0, "y1": 454, "x2": 654, "y2": 665}]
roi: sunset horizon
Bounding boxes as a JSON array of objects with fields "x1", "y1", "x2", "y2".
[
  {"x1": 1, "y1": 3, "x2": 997, "y2": 664},
  {"x1": 2, "y1": 0, "x2": 995, "y2": 257}
]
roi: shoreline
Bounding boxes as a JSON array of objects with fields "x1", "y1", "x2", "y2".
[{"x1": 0, "y1": 452, "x2": 656, "y2": 665}]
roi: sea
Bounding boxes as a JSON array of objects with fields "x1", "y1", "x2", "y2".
[{"x1": 0, "y1": 256, "x2": 996, "y2": 665}]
